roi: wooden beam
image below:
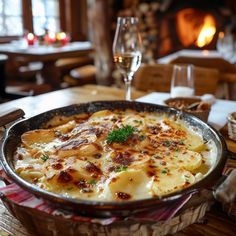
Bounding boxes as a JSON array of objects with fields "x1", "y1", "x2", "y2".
[
  {"x1": 87, "y1": 0, "x2": 114, "y2": 85},
  {"x1": 63, "y1": 0, "x2": 88, "y2": 41},
  {"x1": 59, "y1": 0, "x2": 66, "y2": 31},
  {"x1": 22, "y1": 0, "x2": 33, "y2": 33}
]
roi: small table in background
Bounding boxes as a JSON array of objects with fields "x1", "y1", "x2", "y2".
[
  {"x1": 157, "y1": 50, "x2": 228, "y2": 64},
  {"x1": 0, "y1": 42, "x2": 94, "y2": 90}
]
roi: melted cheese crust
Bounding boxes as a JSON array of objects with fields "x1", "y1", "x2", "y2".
[{"x1": 14, "y1": 109, "x2": 215, "y2": 201}]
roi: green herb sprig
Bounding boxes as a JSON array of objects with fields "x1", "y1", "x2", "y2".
[
  {"x1": 115, "y1": 166, "x2": 128, "y2": 172},
  {"x1": 41, "y1": 154, "x2": 49, "y2": 162},
  {"x1": 106, "y1": 125, "x2": 135, "y2": 144}
]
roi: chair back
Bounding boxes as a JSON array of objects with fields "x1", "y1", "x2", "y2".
[
  {"x1": 134, "y1": 64, "x2": 173, "y2": 93},
  {"x1": 134, "y1": 64, "x2": 219, "y2": 96}
]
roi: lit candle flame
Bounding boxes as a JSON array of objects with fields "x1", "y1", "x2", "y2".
[{"x1": 27, "y1": 33, "x2": 35, "y2": 40}]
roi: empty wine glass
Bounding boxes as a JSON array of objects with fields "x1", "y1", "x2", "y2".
[
  {"x1": 113, "y1": 17, "x2": 142, "y2": 100},
  {"x1": 170, "y1": 64, "x2": 195, "y2": 98}
]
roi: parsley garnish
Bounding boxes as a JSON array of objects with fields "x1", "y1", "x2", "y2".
[
  {"x1": 89, "y1": 179, "x2": 97, "y2": 185},
  {"x1": 174, "y1": 147, "x2": 180, "y2": 152},
  {"x1": 134, "y1": 120, "x2": 142, "y2": 124},
  {"x1": 163, "y1": 140, "x2": 172, "y2": 147},
  {"x1": 106, "y1": 125, "x2": 135, "y2": 144},
  {"x1": 178, "y1": 140, "x2": 184, "y2": 145},
  {"x1": 41, "y1": 154, "x2": 49, "y2": 162},
  {"x1": 115, "y1": 166, "x2": 128, "y2": 172},
  {"x1": 161, "y1": 169, "x2": 169, "y2": 174}
]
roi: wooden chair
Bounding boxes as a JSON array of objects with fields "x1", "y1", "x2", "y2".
[
  {"x1": 55, "y1": 57, "x2": 94, "y2": 79},
  {"x1": 134, "y1": 64, "x2": 219, "y2": 96},
  {"x1": 63, "y1": 65, "x2": 97, "y2": 87},
  {"x1": 169, "y1": 56, "x2": 236, "y2": 99}
]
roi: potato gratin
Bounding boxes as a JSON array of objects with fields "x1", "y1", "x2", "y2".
[{"x1": 14, "y1": 109, "x2": 216, "y2": 201}]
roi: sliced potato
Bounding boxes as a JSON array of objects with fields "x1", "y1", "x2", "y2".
[
  {"x1": 104, "y1": 169, "x2": 152, "y2": 201},
  {"x1": 16, "y1": 169, "x2": 43, "y2": 182},
  {"x1": 44, "y1": 158, "x2": 98, "y2": 186},
  {"x1": 56, "y1": 134, "x2": 98, "y2": 158},
  {"x1": 151, "y1": 168, "x2": 195, "y2": 196},
  {"x1": 53, "y1": 120, "x2": 76, "y2": 134},
  {"x1": 44, "y1": 115, "x2": 74, "y2": 128},
  {"x1": 88, "y1": 110, "x2": 114, "y2": 122},
  {"x1": 184, "y1": 133, "x2": 205, "y2": 152},
  {"x1": 170, "y1": 122, "x2": 205, "y2": 152},
  {"x1": 121, "y1": 115, "x2": 145, "y2": 129},
  {"x1": 21, "y1": 129, "x2": 55, "y2": 146},
  {"x1": 154, "y1": 150, "x2": 202, "y2": 171}
]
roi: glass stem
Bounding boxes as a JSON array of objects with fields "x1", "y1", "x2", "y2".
[{"x1": 124, "y1": 75, "x2": 132, "y2": 101}]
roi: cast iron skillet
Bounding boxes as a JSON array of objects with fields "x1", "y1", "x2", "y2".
[{"x1": 0, "y1": 101, "x2": 233, "y2": 217}]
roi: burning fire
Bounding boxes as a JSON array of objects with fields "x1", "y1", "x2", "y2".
[{"x1": 196, "y1": 15, "x2": 216, "y2": 48}]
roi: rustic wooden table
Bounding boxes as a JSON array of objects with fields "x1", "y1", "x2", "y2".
[
  {"x1": 0, "y1": 85, "x2": 235, "y2": 236},
  {"x1": 0, "y1": 42, "x2": 94, "y2": 89}
]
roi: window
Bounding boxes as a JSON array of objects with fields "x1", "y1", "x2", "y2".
[
  {"x1": 32, "y1": 0, "x2": 60, "y2": 35},
  {"x1": 0, "y1": 0, "x2": 23, "y2": 36}
]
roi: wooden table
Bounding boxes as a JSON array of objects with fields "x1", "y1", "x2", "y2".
[
  {"x1": 0, "y1": 85, "x2": 235, "y2": 236},
  {"x1": 0, "y1": 42, "x2": 94, "y2": 89}
]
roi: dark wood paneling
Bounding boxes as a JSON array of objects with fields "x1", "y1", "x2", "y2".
[
  {"x1": 64, "y1": 0, "x2": 87, "y2": 41},
  {"x1": 59, "y1": 0, "x2": 66, "y2": 31},
  {"x1": 22, "y1": 0, "x2": 33, "y2": 33}
]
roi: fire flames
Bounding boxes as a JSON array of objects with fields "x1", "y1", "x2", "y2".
[
  {"x1": 196, "y1": 15, "x2": 216, "y2": 48},
  {"x1": 176, "y1": 9, "x2": 216, "y2": 48}
]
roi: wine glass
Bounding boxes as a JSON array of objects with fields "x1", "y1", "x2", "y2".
[
  {"x1": 113, "y1": 17, "x2": 142, "y2": 100},
  {"x1": 170, "y1": 64, "x2": 195, "y2": 98}
]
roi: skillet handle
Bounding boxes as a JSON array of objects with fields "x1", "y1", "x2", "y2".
[{"x1": 0, "y1": 108, "x2": 25, "y2": 127}]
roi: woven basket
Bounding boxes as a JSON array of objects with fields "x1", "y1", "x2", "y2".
[{"x1": 0, "y1": 192, "x2": 213, "y2": 236}]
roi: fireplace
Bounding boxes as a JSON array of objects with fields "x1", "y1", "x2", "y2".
[
  {"x1": 112, "y1": 0, "x2": 236, "y2": 62},
  {"x1": 156, "y1": 0, "x2": 227, "y2": 57}
]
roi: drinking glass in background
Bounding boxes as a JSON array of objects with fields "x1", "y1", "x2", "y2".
[
  {"x1": 170, "y1": 64, "x2": 195, "y2": 98},
  {"x1": 216, "y1": 31, "x2": 235, "y2": 63},
  {"x1": 113, "y1": 17, "x2": 142, "y2": 101}
]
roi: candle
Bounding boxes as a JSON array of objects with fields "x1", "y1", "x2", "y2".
[
  {"x1": 26, "y1": 33, "x2": 36, "y2": 46},
  {"x1": 57, "y1": 32, "x2": 69, "y2": 46},
  {"x1": 44, "y1": 32, "x2": 56, "y2": 45}
]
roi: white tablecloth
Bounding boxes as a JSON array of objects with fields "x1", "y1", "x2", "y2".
[{"x1": 136, "y1": 92, "x2": 236, "y2": 130}]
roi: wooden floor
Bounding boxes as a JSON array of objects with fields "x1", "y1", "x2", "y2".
[{"x1": 177, "y1": 206, "x2": 236, "y2": 236}]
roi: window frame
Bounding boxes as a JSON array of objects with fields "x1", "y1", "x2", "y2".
[
  {"x1": 0, "y1": 0, "x2": 61, "y2": 40},
  {"x1": 0, "y1": 0, "x2": 24, "y2": 37},
  {"x1": 0, "y1": 0, "x2": 88, "y2": 42}
]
